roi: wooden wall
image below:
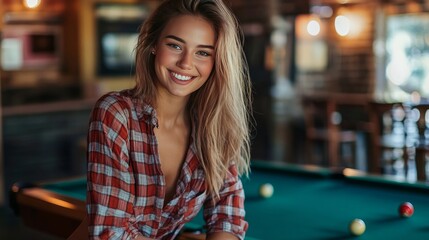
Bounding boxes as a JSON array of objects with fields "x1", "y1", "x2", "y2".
[
  {"x1": 296, "y1": 1, "x2": 379, "y2": 95},
  {"x1": 296, "y1": 0, "x2": 429, "y2": 96}
]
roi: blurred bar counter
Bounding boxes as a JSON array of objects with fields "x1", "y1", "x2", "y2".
[
  {"x1": 2, "y1": 98, "x2": 95, "y2": 205},
  {"x1": 2, "y1": 98, "x2": 96, "y2": 117}
]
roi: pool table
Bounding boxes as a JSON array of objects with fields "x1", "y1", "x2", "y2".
[{"x1": 10, "y1": 160, "x2": 429, "y2": 239}]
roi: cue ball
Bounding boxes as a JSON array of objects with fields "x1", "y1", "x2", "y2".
[
  {"x1": 398, "y1": 202, "x2": 414, "y2": 218},
  {"x1": 259, "y1": 183, "x2": 274, "y2": 198},
  {"x1": 349, "y1": 218, "x2": 366, "y2": 236}
]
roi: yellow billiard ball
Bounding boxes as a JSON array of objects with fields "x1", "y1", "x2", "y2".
[
  {"x1": 349, "y1": 218, "x2": 366, "y2": 236},
  {"x1": 259, "y1": 183, "x2": 274, "y2": 198}
]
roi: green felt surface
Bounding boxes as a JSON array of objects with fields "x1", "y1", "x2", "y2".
[
  {"x1": 41, "y1": 162, "x2": 429, "y2": 240},
  {"x1": 187, "y1": 161, "x2": 429, "y2": 240},
  {"x1": 43, "y1": 177, "x2": 87, "y2": 200},
  {"x1": 241, "y1": 168, "x2": 429, "y2": 239}
]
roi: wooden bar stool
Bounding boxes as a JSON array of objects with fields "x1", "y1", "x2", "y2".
[
  {"x1": 302, "y1": 97, "x2": 357, "y2": 168},
  {"x1": 368, "y1": 102, "x2": 408, "y2": 174},
  {"x1": 403, "y1": 101, "x2": 429, "y2": 181}
]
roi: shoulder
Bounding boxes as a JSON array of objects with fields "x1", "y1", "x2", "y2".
[
  {"x1": 90, "y1": 90, "x2": 138, "y2": 123},
  {"x1": 94, "y1": 90, "x2": 135, "y2": 112}
]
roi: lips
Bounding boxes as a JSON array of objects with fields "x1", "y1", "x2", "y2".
[{"x1": 170, "y1": 71, "x2": 195, "y2": 84}]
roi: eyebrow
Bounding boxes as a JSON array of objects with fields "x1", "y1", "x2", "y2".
[{"x1": 165, "y1": 35, "x2": 214, "y2": 49}]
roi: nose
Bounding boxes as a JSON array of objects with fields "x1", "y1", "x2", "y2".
[{"x1": 177, "y1": 51, "x2": 192, "y2": 70}]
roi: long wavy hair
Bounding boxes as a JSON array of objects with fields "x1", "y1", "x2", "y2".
[{"x1": 133, "y1": 0, "x2": 252, "y2": 198}]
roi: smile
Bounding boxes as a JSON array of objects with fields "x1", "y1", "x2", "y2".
[{"x1": 171, "y1": 71, "x2": 193, "y2": 81}]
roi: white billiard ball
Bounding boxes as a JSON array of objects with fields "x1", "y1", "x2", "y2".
[
  {"x1": 349, "y1": 218, "x2": 366, "y2": 236},
  {"x1": 259, "y1": 183, "x2": 274, "y2": 198}
]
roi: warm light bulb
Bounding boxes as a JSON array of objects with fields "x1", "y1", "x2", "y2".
[
  {"x1": 23, "y1": 0, "x2": 41, "y2": 9},
  {"x1": 307, "y1": 20, "x2": 320, "y2": 36},
  {"x1": 335, "y1": 15, "x2": 350, "y2": 36}
]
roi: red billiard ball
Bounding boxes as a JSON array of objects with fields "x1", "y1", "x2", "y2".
[{"x1": 398, "y1": 202, "x2": 414, "y2": 218}]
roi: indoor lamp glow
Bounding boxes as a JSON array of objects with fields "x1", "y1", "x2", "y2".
[
  {"x1": 335, "y1": 15, "x2": 350, "y2": 36},
  {"x1": 307, "y1": 20, "x2": 321, "y2": 36},
  {"x1": 23, "y1": 0, "x2": 41, "y2": 9}
]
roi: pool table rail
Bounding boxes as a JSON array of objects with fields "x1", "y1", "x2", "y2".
[
  {"x1": 10, "y1": 181, "x2": 86, "y2": 238},
  {"x1": 252, "y1": 160, "x2": 429, "y2": 192}
]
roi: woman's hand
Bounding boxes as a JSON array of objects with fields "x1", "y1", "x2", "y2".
[
  {"x1": 135, "y1": 235, "x2": 153, "y2": 240},
  {"x1": 206, "y1": 232, "x2": 239, "y2": 240}
]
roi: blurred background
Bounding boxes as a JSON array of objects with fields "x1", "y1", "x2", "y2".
[{"x1": 1, "y1": 0, "x2": 429, "y2": 238}]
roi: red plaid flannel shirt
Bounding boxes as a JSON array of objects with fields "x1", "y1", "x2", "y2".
[{"x1": 87, "y1": 90, "x2": 248, "y2": 239}]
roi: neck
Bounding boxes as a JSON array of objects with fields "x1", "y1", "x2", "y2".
[{"x1": 155, "y1": 92, "x2": 190, "y2": 129}]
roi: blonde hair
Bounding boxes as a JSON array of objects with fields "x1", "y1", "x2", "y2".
[{"x1": 133, "y1": 0, "x2": 252, "y2": 198}]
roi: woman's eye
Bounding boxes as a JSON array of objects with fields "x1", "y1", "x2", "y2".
[
  {"x1": 167, "y1": 43, "x2": 181, "y2": 50},
  {"x1": 197, "y1": 51, "x2": 210, "y2": 57}
]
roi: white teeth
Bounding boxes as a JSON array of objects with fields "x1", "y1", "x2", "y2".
[{"x1": 172, "y1": 72, "x2": 192, "y2": 81}]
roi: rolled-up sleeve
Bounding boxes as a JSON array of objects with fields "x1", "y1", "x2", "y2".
[
  {"x1": 203, "y1": 166, "x2": 248, "y2": 240},
  {"x1": 87, "y1": 95, "x2": 140, "y2": 239}
]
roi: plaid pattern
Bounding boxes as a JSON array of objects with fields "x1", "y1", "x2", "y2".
[{"x1": 87, "y1": 90, "x2": 248, "y2": 239}]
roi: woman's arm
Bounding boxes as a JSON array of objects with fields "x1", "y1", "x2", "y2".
[
  {"x1": 203, "y1": 165, "x2": 248, "y2": 240},
  {"x1": 87, "y1": 95, "x2": 142, "y2": 239}
]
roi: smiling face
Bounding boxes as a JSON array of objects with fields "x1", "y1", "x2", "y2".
[{"x1": 153, "y1": 14, "x2": 216, "y2": 100}]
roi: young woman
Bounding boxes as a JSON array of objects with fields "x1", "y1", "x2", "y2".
[{"x1": 86, "y1": 0, "x2": 252, "y2": 239}]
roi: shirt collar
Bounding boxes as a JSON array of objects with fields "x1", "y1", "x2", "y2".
[{"x1": 123, "y1": 89, "x2": 159, "y2": 128}]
